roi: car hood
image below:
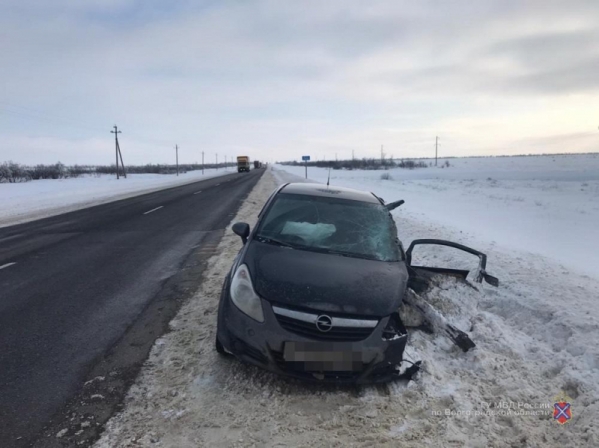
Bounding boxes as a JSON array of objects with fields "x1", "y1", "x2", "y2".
[{"x1": 244, "y1": 241, "x2": 408, "y2": 317}]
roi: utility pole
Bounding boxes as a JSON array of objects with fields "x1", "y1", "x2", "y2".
[
  {"x1": 216, "y1": 154, "x2": 218, "y2": 170},
  {"x1": 202, "y1": 151, "x2": 205, "y2": 175},
  {"x1": 114, "y1": 127, "x2": 120, "y2": 180},
  {"x1": 435, "y1": 136, "x2": 439, "y2": 166},
  {"x1": 352, "y1": 150, "x2": 355, "y2": 160},
  {"x1": 175, "y1": 144, "x2": 179, "y2": 176},
  {"x1": 335, "y1": 153, "x2": 338, "y2": 161},
  {"x1": 381, "y1": 144, "x2": 385, "y2": 165},
  {"x1": 111, "y1": 125, "x2": 126, "y2": 179}
]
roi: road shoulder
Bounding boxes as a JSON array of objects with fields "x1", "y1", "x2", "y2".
[
  {"x1": 93, "y1": 170, "x2": 277, "y2": 447},
  {"x1": 29, "y1": 171, "x2": 270, "y2": 448}
]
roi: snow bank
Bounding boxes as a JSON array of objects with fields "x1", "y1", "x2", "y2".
[
  {"x1": 94, "y1": 168, "x2": 598, "y2": 447},
  {"x1": 0, "y1": 168, "x2": 231, "y2": 227},
  {"x1": 275, "y1": 154, "x2": 599, "y2": 280}
]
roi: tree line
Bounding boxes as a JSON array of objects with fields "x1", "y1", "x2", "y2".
[
  {"x1": 0, "y1": 161, "x2": 234, "y2": 183},
  {"x1": 278, "y1": 158, "x2": 430, "y2": 170}
]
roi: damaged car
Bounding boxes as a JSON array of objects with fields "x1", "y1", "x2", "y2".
[{"x1": 215, "y1": 182, "x2": 498, "y2": 383}]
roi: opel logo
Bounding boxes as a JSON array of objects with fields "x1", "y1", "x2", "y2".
[{"x1": 315, "y1": 315, "x2": 333, "y2": 332}]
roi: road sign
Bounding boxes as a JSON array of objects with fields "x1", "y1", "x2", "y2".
[{"x1": 302, "y1": 155, "x2": 310, "y2": 161}]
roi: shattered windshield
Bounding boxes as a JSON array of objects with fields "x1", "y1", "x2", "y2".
[{"x1": 256, "y1": 193, "x2": 401, "y2": 262}]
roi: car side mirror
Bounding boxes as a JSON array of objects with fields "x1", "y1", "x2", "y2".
[{"x1": 232, "y1": 222, "x2": 250, "y2": 244}]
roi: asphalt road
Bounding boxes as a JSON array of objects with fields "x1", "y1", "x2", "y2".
[{"x1": 0, "y1": 169, "x2": 263, "y2": 447}]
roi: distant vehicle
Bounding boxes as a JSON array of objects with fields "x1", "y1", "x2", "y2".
[
  {"x1": 237, "y1": 156, "x2": 251, "y2": 173},
  {"x1": 215, "y1": 182, "x2": 498, "y2": 383},
  {"x1": 254, "y1": 160, "x2": 262, "y2": 169}
]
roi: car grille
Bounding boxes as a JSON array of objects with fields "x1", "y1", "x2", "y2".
[{"x1": 272, "y1": 305, "x2": 378, "y2": 342}]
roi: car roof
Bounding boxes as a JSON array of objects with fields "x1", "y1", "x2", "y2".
[{"x1": 279, "y1": 182, "x2": 381, "y2": 204}]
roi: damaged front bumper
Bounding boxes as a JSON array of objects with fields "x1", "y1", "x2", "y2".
[{"x1": 217, "y1": 293, "x2": 414, "y2": 384}]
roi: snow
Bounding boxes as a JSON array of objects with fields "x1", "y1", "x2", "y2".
[
  {"x1": 0, "y1": 168, "x2": 231, "y2": 227},
  {"x1": 94, "y1": 160, "x2": 599, "y2": 447},
  {"x1": 281, "y1": 221, "x2": 336, "y2": 243}
]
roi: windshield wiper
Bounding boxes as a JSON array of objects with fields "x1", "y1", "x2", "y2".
[
  {"x1": 255, "y1": 235, "x2": 298, "y2": 248},
  {"x1": 307, "y1": 246, "x2": 379, "y2": 261},
  {"x1": 327, "y1": 250, "x2": 378, "y2": 260},
  {"x1": 256, "y1": 237, "x2": 383, "y2": 260}
]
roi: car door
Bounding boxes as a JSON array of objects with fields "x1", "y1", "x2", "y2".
[{"x1": 405, "y1": 239, "x2": 499, "y2": 291}]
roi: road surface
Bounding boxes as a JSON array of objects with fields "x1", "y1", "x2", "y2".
[{"x1": 0, "y1": 169, "x2": 263, "y2": 447}]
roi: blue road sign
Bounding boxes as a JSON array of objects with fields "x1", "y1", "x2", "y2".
[{"x1": 302, "y1": 155, "x2": 310, "y2": 161}]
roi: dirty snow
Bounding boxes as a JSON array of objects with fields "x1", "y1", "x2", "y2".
[
  {"x1": 0, "y1": 168, "x2": 231, "y2": 227},
  {"x1": 95, "y1": 161, "x2": 598, "y2": 447}
]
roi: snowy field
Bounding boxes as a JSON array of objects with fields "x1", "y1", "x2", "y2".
[
  {"x1": 0, "y1": 168, "x2": 232, "y2": 227},
  {"x1": 93, "y1": 160, "x2": 599, "y2": 448}
]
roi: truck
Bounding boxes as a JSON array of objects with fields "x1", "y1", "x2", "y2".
[
  {"x1": 253, "y1": 160, "x2": 262, "y2": 169},
  {"x1": 237, "y1": 156, "x2": 250, "y2": 173}
]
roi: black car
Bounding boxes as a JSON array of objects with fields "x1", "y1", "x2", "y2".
[{"x1": 215, "y1": 182, "x2": 498, "y2": 383}]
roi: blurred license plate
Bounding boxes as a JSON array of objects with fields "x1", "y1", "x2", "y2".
[{"x1": 283, "y1": 341, "x2": 364, "y2": 371}]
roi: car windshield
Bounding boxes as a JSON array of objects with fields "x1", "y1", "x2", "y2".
[{"x1": 255, "y1": 193, "x2": 401, "y2": 262}]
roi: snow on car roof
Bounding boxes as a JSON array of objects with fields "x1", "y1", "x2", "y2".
[{"x1": 280, "y1": 182, "x2": 381, "y2": 204}]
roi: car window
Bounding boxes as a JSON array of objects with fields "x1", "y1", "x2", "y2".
[{"x1": 256, "y1": 193, "x2": 401, "y2": 262}]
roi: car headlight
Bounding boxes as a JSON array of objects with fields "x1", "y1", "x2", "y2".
[{"x1": 230, "y1": 264, "x2": 264, "y2": 323}]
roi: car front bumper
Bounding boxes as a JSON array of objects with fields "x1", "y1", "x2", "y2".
[{"x1": 217, "y1": 291, "x2": 408, "y2": 384}]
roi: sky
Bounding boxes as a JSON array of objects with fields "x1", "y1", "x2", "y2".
[{"x1": 1, "y1": 0, "x2": 599, "y2": 165}]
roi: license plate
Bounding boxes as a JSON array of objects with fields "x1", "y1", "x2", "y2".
[{"x1": 283, "y1": 342, "x2": 365, "y2": 371}]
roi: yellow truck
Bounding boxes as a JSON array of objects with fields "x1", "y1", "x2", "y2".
[{"x1": 237, "y1": 156, "x2": 250, "y2": 173}]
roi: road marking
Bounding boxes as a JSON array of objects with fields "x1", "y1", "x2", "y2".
[
  {"x1": 0, "y1": 262, "x2": 16, "y2": 270},
  {"x1": 0, "y1": 234, "x2": 24, "y2": 244},
  {"x1": 193, "y1": 190, "x2": 202, "y2": 195},
  {"x1": 215, "y1": 183, "x2": 221, "y2": 186},
  {"x1": 143, "y1": 206, "x2": 164, "y2": 215}
]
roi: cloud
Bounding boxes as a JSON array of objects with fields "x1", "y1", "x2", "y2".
[{"x1": 1, "y1": 0, "x2": 599, "y2": 164}]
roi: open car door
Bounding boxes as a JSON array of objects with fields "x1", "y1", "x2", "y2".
[
  {"x1": 402, "y1": 239, "x2": 499, "y2": 352},
  {"x1": 380, "y1": 197, "x2": 499, "y2": 353},
  {"x1": 406, "y1": 239, "x2": 499, "y2": 290}
]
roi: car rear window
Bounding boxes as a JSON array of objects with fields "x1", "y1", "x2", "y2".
[{"x1": 256, "y1": 193, "x2": 401, "y2": 262}]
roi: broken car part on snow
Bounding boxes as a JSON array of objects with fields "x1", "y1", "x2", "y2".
[{"x1": 215, "y1": 183, "x2": 498, "y2": 384}]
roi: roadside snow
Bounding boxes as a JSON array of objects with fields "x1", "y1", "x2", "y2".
[
  {"x1": 0, "y1": 168, "x2": 232, "y2": 227},
  {"x1": 94, "y1": 167, "x2": 598, "y2": 447}
]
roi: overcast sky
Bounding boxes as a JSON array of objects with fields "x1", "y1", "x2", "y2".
[{"x1": 1, "y1": 0, "x2": 599, "y2": 165}]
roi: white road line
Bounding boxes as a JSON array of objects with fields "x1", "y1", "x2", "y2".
[
  {"x1": 193, "y1": 191, "x2": 202, "y2": 195},
  {"x1": 143, "y1": 206, "x2": 164, "y2": 215},
  {"x1": 0, "y1": 262, "x2": 17, "y2": 270},
  {"x1": 0, "y1": 234, "x2": 24, "y2": 244},
  {"x1": 215, "y1": 183, "x2": 221, "y2": 186}
]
